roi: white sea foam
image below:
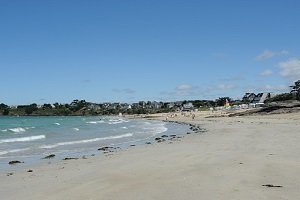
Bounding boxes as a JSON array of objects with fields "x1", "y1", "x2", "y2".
[
  {"x1": 108, "y1": 118, "x2": 129, "y2": 125},
  {"x1": 73, "y1": 128, "x2": 80, "y2": 131},
  {"x1": 142, "y1": 123, "x2": 168, "y2": 135},
  {"x1": 25, "y1": 127, "x2": 35, "y2": 130},
  {"x1": 0, "y1": 148, "x2": 30, "y2": 156},
  {"x1": 40, "y1": 133, "x2": 133, "y2": 149},
  {"x1": 0, "y1": 135, "x2": 46, "y2": 144},
  {"x1": 54, "y1": 123, "x2": 61, "y2": 126},
  {"x1": 8, "y1": 127, "x2": 26, "y2": 133},
  {"x1": 1, "y1": 129, "x2": 8, "y2": 132},
  {"x1": 122, "y1": 127, "x2": 128, "y2": 129},
  {"x1": 86, "y1": 121, "x2": 104, "y2": 124}
]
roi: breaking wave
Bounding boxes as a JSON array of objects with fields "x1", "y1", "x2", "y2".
[
  {"x1": 39, "y1": 133, "x2": 133, "y2": 149},
  {"x1": 0, "y1": 148, "x2": 30, "y2": 156},
  {"x1": 108, "y1": 118, "x2": 129, "y2": 125},
  {"x1": 0, "y1": 135, "x2": 46, "y2": 144},
  {"x1": 8, "y1": 127, "x2": 26, "y2": 133},
  {"x1": 86, "y1": 120, "x2": 105, "y2": 124}
]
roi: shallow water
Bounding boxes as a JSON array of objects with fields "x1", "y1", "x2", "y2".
[{"x1": 0, "y1": 116, "x2": 189, "y2": 171}]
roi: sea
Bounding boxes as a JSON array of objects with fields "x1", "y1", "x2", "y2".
[{"x1": 0, "y1": 116, "x2": 189, "y2": 172}]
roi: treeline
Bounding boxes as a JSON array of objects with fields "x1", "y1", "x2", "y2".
[{"x1": 0, "y1": 99, "x2": 218, "y2": 116}]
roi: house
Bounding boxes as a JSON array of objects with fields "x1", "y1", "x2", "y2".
[
  {"x1": 131, "y1": 103, "x2": 140, "y2": 109},
  {"x1": 167, "y1": 102, "x2": 175, "y2": 109},
  {"x1": 87, "y1": 103, "x2": 101, "y2": 110},
  {"x1": 182, "y1": 102, "x2": 194, "y2": 111},
  {"x1": 252, "y1": 93, "x2": 271, "y2": 104},
  {"x1": 290, "y1": 80, "x2": 300, "y2": 99},
  {"x1": 242, "y1": 93, "x2": 256, "y2": 103},
  {"x1": 120, "y1": 103, "x2": 132, "y2": 110},
  {"x1": 139, "y1": 101, "x2": 146, "y2": 108},
  {"x1": 151, "y1": 101, "x2": 162, "y2": 109}
]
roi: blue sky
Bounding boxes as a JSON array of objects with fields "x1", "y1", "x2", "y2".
[{"x1": 1, "y1": 0, "x2": 300, "y2": 105}]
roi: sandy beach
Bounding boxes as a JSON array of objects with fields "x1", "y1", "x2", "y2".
[{"x1": 1, "y1": 111, "x2": 300, "y2": 200}]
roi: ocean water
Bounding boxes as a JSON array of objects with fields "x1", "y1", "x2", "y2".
[{"x1": 0, "y1": 116, "x2": 189, "y2": 171}]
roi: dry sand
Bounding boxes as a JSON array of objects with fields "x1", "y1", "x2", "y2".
[{"x1": 1, "y1": 111, "x2": 300, "y2": 200}]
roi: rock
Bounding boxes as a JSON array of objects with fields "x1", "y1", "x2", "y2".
[
  {"x1": 170, "y1": 135, "x2": 176, "y2": 137},
  {"x1": 43, "y1": 154, "x2": 56, "y2": 159},
  {"x1": 262, "y1": 184, "x2": 283, "y2": 188},
  {"x1": 145, "y1": 142, "x2": 151, "y2": 145},
  {"x1": 186, "y1": 132, "x2": 191, "y2": 134},
  {"x1": 8, "y1": 160, "x2": 23, "y2": 165},
  {"x1": 98, "y1": 146, "x2": 114, "y2": 151},
  {"x1": 161, "y1": 135, "x2": 168, "y2": 138},
  {"x1": 130, "y1": 144, "x2": 136, "y2": 147},
  {"x1": 27, "y1": 169, "x2": 33, "y2": 172},
  {"x1": 155, "y1": 137, "x2": 162, "y2": 141},
  {"x1": 6, "y1": 172, "x2": 14, "y2": 176},
  {"x1": 63, "y1": 157, "x2": 78, "y2": 160},
  {"x1": 157, "y1": 139, "x2": 166, "y2": 143}
]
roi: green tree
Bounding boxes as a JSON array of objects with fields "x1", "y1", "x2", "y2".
[
  {"x1": 215, "y1": 97, "x2": 232, "y2": 107},
  {"x1": 0, "y1": 103, "x2": 9, "y2": 110},
  {"x1": 2, "y1": 109, "x2": 9, "y2": 115},
  {"x1": 290, "y1": 80, "x2": 300, "y2": 100},
  {"x1": 25, "y1": 104, "x2": 38, "y2": 115},
  {"x1": 42, "y1": 104, "x2": 52, "y2": 109}
]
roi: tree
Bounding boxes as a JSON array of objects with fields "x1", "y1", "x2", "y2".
[
  {"x1": 192, "y1": 100, "x2": 204, "y2": 108},
  {"x1": 290, "y1": 80, "x2": 300, "y2": 100},
  {"x1": 53, "y1": 103, "x2": 59, "y2": 109},
  {"x1": 215, "y1": 97, "x2": 232, "y2": 107},
  {"x1": 2, "y1": 109, "x2": 9, "y2": 115},
  {"x1": 0, "y1": 103, "x2": 9, "y2": 110},
  {"x1": 70, "y1": 99, "x2": 87, "y2": 112},
  {"x1": 42, "y1": 104, "x2": 52, "y2": 109},
  {"x1": 24, "y1": 104, "x2": 38, "y2": 115}
]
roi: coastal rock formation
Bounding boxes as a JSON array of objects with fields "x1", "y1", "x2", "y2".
[
  {"x1": 8, "y1": 160, "x2": 23, "y2": 165},
  {"x1": 43, "y1": 154, "x2": 56, "y2": 159},
  {"x1": 63, "y1": 157, "x2": 79, "y2": 160}
]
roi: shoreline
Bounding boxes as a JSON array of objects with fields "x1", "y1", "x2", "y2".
[
  {"x1": 1, "y1": 111, "x2": 300, "y2": 199},
  {"x1": 0, "y1": 117, "x2": 192, "y2": 173}
]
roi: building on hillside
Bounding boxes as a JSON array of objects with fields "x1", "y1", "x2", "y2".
[
  {"x1": 182, "y1": 102, "x2": 194, "y2": 111},
  {"x1": 290, "y1": 80, "x2": 300, "y2": 99},
  {"x1": 242, "y1": 92, "x2": 272, "y2": 104},
  {"x1": 242, "y1": 93, "x2": 256, "y2": 103},
  {"x1": 252, "y1": 93, "x2": 271, "y2": 104}
]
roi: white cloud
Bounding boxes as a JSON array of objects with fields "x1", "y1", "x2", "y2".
[
  {"x1": 176, "y1": 84, "x2": 193, "y2": 90},
  {"x1": 112, "y1": 88, "x2": 136, "y2": 94},
  {"x1": 260, "y1": 85, "x2": 288, "y2": 92},
  {"x1": 256, "y1": 49, "x2": 288, "y2": 61},
  {"x1": 175, "y1": 84, "x2": 198, "y2": 96},
  {"x1": 216, "y1": 84, "x2": 236, "y2": 90},
  {"x1": 259, "y1": 69, "x2": 273, "y2": 76},
  {"x1": 161, "y1": 83, "x2": 238, "y2": 100},
  {"x1": 245, "y1": 84, "x2": 288, "y2": 93},
  {"x1": 278, "y1": 58, "x2": 300, "y2": 81}
]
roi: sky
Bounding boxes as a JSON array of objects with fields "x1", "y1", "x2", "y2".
[{"x1": 1, "y1": 0, "x2": 300, "y2": 105}]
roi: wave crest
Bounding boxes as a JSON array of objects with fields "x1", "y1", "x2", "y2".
[
  {"x1": 9, "y1": 127, "x2": 26, "y2": 133},
  {"x1": 0, "y1": 148, "x2": 30, "y2": 156},
  {"x1": 0, "y1": 135, "x2": 46, "y2": 144},
  {"x1": 40, "y1": 133, "x2": 133, "y2": 149}
]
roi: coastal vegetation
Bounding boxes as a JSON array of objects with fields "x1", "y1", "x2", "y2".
[
  {"x1": 0, "y1": 99, "x2": 214, "y2": 116},
  {"x1": 1, "y1": 80, "x2": 299, "y2": 116}
]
